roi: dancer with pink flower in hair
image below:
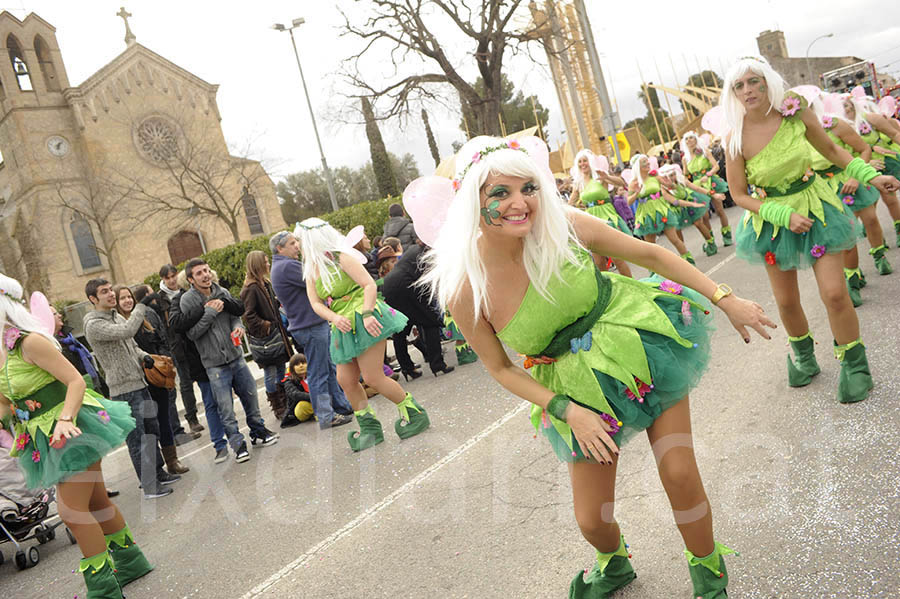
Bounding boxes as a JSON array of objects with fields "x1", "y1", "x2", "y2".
[
  {"x1": 413, "y1": 135, "x2": 776, "y2": 598},
  {"x1": 295, "y1": 218, "x2": 430, "y2": 452},
  {"x1": 681, "y1": 131, "x2": 732, "y2": 247},
  {"x1": 723, "y1": 56, "x2": 899, "y2": 403}
]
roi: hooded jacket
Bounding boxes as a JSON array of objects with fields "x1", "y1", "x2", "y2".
[{"x1": 382, "y1": 216, "x2": 417, "y2": 251}]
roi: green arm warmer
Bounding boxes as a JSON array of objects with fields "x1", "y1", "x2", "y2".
[
  {"x1": 758, "y1": 201, "x2": 795, "y2": 228},
  {"x1": 546, "y1": 394, "x2": 571, "y2": 422},
  {"x1": 844, "y1": 156, "x2": 879, "y2": 185}
]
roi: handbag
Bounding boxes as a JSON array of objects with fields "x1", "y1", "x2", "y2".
[
  {"x1": 248, "y1": 327, "x2": 288, "y2": 366},
  {"x1": 144, "y1": 354, "x2": 176, "y2": 389}
]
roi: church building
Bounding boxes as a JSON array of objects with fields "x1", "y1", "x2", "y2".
[{"x1": 0, "y1": 11, "x2": 285, "y2": 301}]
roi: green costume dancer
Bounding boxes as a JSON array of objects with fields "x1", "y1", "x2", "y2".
[
  {"x1": 683, "y1": 131, "x2": 733, "y2": 246},
  {"x1": 659, "y1": 166, "x2": 719, "y2": 257},
  {"x1": 581, "y1": 180, "x2": 632, "y2": 235},
  {"x1": 0, "y1": 275, "x2": 153, "y2": 599}
]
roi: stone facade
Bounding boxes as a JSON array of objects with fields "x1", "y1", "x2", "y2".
[
  {"x1": 0, "y1": 12, "x2": 284, "y2": 302},
  {"x1": 756, "y1": 29, "x2": 863, "y2": 87}
]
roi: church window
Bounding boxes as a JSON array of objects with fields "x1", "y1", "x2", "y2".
[
  {"x1": 134, "y1": 116, "x2": 180, "y2": 163},
  {"x1": 7, "y1": 35, "x2": 32, "y2": 91},
  {"x1": 70, "y1": 214, "x2": 102, "y2": 269},
  {"x1": 240, "y1": 186, "x2": 264, "y2": 235},
  {"x1": 33, "y1": 35, "x2": 60, "y2": 92}
]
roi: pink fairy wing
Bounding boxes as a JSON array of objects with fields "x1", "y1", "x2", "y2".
[
  {"x1": 344, "y1": 225, "x2": 365, "y2": 250},
  {"x1": 648, "y1": 156, "x2": 659, "y2": 171},
  {"x1": 402, "y1": 176, "x2": 455, "y2": 247},
  {"x1": 590, "y1": 154, "x2": 610, "y2": 174},
  {"x1": 790, "y1": 85, "x2": 822, "y2": 105},
  {"x1": 822, "y1": 93, "x2": 846, "y2": 118},
  {"x1": 621, "y1": 169, "x2": 634, "y2": 185},
  {"x1": 517, "y1": 136, "x2": 553, "y2": 181},
  {"x1": 701, "y1": 106, "x2": 726, "y2": 137},
  {"x1": 850, "y1": 85, "x2": 866, "y2": 99},
  {"x1": 29, "y1": 292, "x2": 54, "y2": 336},
  {"x1": 878, "y1": 96, "x2": 897, "y2": 118}
]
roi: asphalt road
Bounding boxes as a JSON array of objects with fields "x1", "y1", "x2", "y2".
[{"x1": 1, "y1": 204, "x2": 898, "y2": 599}]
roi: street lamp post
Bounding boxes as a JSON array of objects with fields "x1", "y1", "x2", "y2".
[
  {"x1": 806, "y1": 33, "x2": 834, "y2": 85},
  {"x1": 273, "y1": 18, "x2": 339, "y2": 212}
]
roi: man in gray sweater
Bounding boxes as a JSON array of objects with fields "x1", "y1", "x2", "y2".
[
  {"x1": 82, "y1": 278, "x2": 179, "y2": 499},
  {"x1": 180, "y1": 259, "x2": 278, "y2": 464}
]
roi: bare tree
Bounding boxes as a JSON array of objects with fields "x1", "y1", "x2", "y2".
[{"x1": 339, "y1": 0, "x2": 550, "y2": 136}]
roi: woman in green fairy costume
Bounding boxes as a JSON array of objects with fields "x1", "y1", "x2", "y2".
[
  {"x1": 842, "y1": 94, "x2": 900, "y2": 248},
  {"x1": 569, "y1": 149, "x2": 633, "y2": 277},
  {"x1": 682, "y1": 131, "x2": 732, "y2": 246},
  {"x1": 628, "y1": 154, "x2": 706, "y2": 264},
  {"x1": 723, "y1": 56, "x2": 899, "y2": 403},
  {"x1": 420, "y1": 135, "x2": 776, "y2": 599},
  {"x1": 658, "y1": 163, "x2": 720, "y2": 257},
  {"x1": 0, "y1": 274, "x2": 153, "y2": 598},
  {"x1": 296, "y1": 218, "x2": 430, "y2": 452},
  {"x1": 810, "y1": 94, "x2": 891, "y2": 308}
]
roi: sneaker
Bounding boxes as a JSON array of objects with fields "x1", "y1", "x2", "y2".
[
  {"x1": 157, "y1": 471, "x2": 181, "y2": 485},
  {"x1": 213, "y1": 447, "x2": 229, "y2": 464},
  {"x1": 235, "y1": 442, "x2": 250, "y2": 463},
  {"x1": 250, "y1": 429, "x2": 279, "y2": 447},
  {"x1": 330, "y1": 414, "x2": 353, "y2": 428},
  {"x1": 143, "y1": 485, "x2": 174, "y2": 500}
]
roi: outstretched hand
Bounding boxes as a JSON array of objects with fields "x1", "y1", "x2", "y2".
[
  {"x1": 870, "y1": 174, "x2": 900, "y2": 195},
  {"x1": 718, "y1": 295, "x2": 777, "y2": 343}
]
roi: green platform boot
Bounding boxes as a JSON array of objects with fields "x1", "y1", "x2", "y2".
[
  {"x1": 787, "y1": 332, "x2": 821, "y2": 387},
  {"x1": 455, "y1": 343, "x2": 478, "y2": 365},
  {"x1": 721, "y1": 226, "x2": 733, "y2": 246},
  {"x1": 869, "y1": 245, "x2": 893, "y2": 275},
  {"x1": 106, "y1": 524, "x2": 153, "y2": 586},
  {"x1": 394, "y1": 393, "x2": 430, "y2": 439},
  {"x1": 682, "y1": 252, "x2": 696, "y2": 265},
  {"x1": 80, "y1": 551, "x2": 124, "y2": 599},
  {"x1": 702, "y1": 238, "x2": 718, "y2": 256},
  {"x1": 843, "y1": 268, "x2": 863, "y2": 307},
  {"x1": 894, "y1": 220, "x2": 900, "y2": 247},
  {"x1": 835, "y1": 339, "x2": 873, "y2": 404},
  {"x1": 569, "y1": 536, "x2": 636, "y2": 599},
  {"x1": 685, "y1": 541, "x2": 736, "y2": 599},
  {"x1": 348, "y1": 406, "x2": 384, "y2": 452},
  {"x1": 858, "y1": 268, "x2": 868, "y2": 288}
]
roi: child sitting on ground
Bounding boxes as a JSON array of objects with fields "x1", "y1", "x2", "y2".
[{"x1": 282, "y1": 353, "x2": 314, "y2": 428}]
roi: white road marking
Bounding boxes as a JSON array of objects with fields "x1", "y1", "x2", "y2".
[{"x1": 703, "y1": 252, "x2": 737, "y2": 277}]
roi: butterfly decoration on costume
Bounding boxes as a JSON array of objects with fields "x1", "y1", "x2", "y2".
[{"x1": 569, "y1": 331, "x2": 593, "y2": 354}]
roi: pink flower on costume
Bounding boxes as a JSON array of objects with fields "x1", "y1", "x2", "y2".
[
  {"x1": 624, "y1": 378, "x2": 652, "y2": 403},
  {"x1": 659, "y1": 280, "x2": 683, "y2": 295},
  {"x1": 14, "y1": 433, "x2": 30, "y2": 451},
  {"x1": 24, "y1": 400, "x2": 41, "y2": 412},
  {"x1": 97, "y1": 410, "x2": 110, "y2": 424},
  {"x1": 821, "y1": 116, "x2": 834, "y2": 129},
  {"x1": 781, "y1": 96, "x2": 801, "y2": 117},
  {"x1": 451, "y1": 179, "x2": 461, "y2": 191},
  {"x1": 31, "y1": 450, "x2": 40, "y2": 463},
  {"x1": 507, "y1": 140, "x2": 521, "y2": 150},
  {"x1": 4, "y1": 326, "x2": 21, "y2": 350},
  {"x1": 388, "y1": 308, "x2": 396, "y2": 316},
  {"x1": 471, "y1": 152, "x2": 482, "y2": 164},
  {"x1": 842, "y1": 195, "x2": 855, "y2": 206},
  {"x1": 810, "y1": 244, "x2": 826, "y2": 258},
  {"x1": 859, "y1": 121, "x2": 872, "y2": 135}
]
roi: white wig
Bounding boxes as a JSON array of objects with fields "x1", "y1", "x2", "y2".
[
  {"x1": 294, "y1": 218, "x2": 348, "y2": 294},
  {"x1": 630, "y1": 154, "x2": 649, "y2": 191},
  {"x1": 844, "y1": 95, "x2": 878, "y2": 131},
  {"x1": 721, "y1": 56, "x2": 786, "y2": 159},
  {"x1": 659, "y1": 163, "x2": 686, "y2": 186},
  {"x1": 570, "y1": 149, "x2": 598, "y2": 191},
  {"x1": 0, "y1": 274, "x2": 58, "y2": 357},
  {"x1": 680, "y1": 130, "x2": 705, "y2": 163},
  {"x1": 421, "y1": 136, "x2": 582, "y2": 321}
]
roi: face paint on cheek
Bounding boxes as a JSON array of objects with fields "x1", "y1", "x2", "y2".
[{"x1": 759, "y1": 84, "x2": 767, "y2": 93}]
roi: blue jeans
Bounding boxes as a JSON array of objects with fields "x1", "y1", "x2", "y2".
[
  {"x1": 291, "y1": 322, "x2": 352, "y2": 428},
  {"x1": 112, "y1": 387, "x2": 165, "y2": 490},
  {"x1": 206, "y1": 356, "x2": 267, "y2": 450},
  {"x1": 263, "y1": 362, "x2": 286, "y2": 394},
  {"x1": 198, "y1": 380, "x2": 226, "y2": 452}
]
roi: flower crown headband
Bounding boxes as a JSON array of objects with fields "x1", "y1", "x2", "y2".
[
  {"x1": 0, "y1": 288, "x2": 25, "y2": 305},
  {"x1": 451, "y1": 139, "x2": 529, "y2": 192}
]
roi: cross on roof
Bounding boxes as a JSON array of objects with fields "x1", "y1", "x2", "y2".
[{"x1": 116, "y1": 6, "x2": 136, "y2": 46}]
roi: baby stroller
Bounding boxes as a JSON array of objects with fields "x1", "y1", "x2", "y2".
[{"x1": 0, "y1": 435, "x2": 73, "y2": 570}]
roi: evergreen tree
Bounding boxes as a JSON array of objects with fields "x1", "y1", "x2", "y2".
[
  {"x1": 422, "y1": 109, "x2": 441, "y2": 167},
  {"x1": 361, "y1": 96, "x2": 398, "y2": 198}
]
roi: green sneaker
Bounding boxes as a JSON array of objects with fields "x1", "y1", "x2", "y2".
[
  {"x1": 394, "y1": 393, "x2": 430, "y2": 440},
  {"x1": 80, "y1": 552, "x2": 125, "y2": 599},
  {"x1": 105, "y1": 525, "x2": 153, "y2": 586},
  {"x1": 787, "y1": 332, "x2": 821, "y2": 387},
  {"x1": 702, "y1": 238, "x2": 718, "y2": 256},
  {"x1": 569, "y1": 536, "x2": 636, "y2": 599},
  {"x1": 869, "y1": 245, "x2": 893, "y2": 275},
  {"x1": 455, "y1": 344, "x2": 478, "y2": 365},
  {"x1": 348, "y1": 407, "x2": 384, "y2": 452},
  {"x1": 835, "y1": 339, "x2": 873, "y2": 404},
  {"x1": 685, "y1": 542, "x2": 736, "y2": 599},
  {"x1": 682, "y1": 252, "x2": 696, "y2": 265},
  {"x1": 721, "y1": 226, "x2": 733, "y2": 246}
]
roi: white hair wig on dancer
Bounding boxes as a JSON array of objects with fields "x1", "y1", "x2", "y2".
[
  {"x1": 294, "y1": 217, "x2": 348, "y2": 294},
  {"x1": 843, "y1": 95, "x2": 879, "y2": 131},
  {"x1": 630, "y1": 154, "x2": 650, "y2": 191},
  {"x1": 422, "y1": 136, "x2": 582, "y2": 321},
  {"x1": 571, "y1": 149, "x2": 598, "y2": 191},
  {"x1": 658, "y1": 163, "x2": 686, "y2": 186},
  {"x1": 721, "y1": 56, "x2": 786, "y2": 159},
  {"x1": 680, "y1": 131, "x2": 705, "y2": 162},
  {"x1": 0, "y1": 273, "x2": 58, "y2": 355}
]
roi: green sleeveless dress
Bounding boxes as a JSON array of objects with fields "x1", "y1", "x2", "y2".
[
  {"x1": 1, "y1": 332, "x2": 134, "y2": 489},
  {"x1": 808, "y1": 118, "x2": 879, "y2": 213},
  {"x1": 581, "y1": 180, "x2": 631, "y2": 235},
  {"x1": 686, "y1": 153, "x2": 729, "y2": 194},
  {"x1": 633, "y1": 176, "x2": 678, "y2": 235},
  {"x1": 859, "y1": 119, "x2": 900, "y2": 178},
  {"x1": 735, "y1": 96, "x2": 857, "y2": 270},
  {"x1": 495, "y1": 250, "x2": 714, "y2": 462},
  {"x1": 315, "y1": 264, "x2": 408, "y2": 364},
  {"x1": 670, "y1": 183, "x2": 710, "y2": 229}
]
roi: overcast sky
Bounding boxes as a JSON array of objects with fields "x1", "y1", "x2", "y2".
[{"x1": 10, "y1": 1, "x2": 900, "y2": 181}]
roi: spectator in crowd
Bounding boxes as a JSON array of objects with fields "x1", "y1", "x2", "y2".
[
  {"x1": 157, "y1": 264, "x2": 204, "y2": 435},
  {"x1": 52, "y1": 305, "x2": 108, "y2": 397},
  {"x1": 354, "y1": 230, "x2": 380, "y2": 280},
  {"x1": 240, "y1": 251, "x2": 291, "y2": 422},
  {"x1": 269, "y1": 231, "x2": 353, "y2": 429},
  {"x1": 181, "y1": 259, "x2": 279, "y2": 463},
  {"x1": 382, "y1": 203, "x2": 417, "y2": 250},
  {"x1": 376, "y1": 244, "x2": 401, "y2": 279},
  {"x1": 167, "y1": 270, "x2": 229, "y2": 463},
  {"x1": 116, "y1": 285, "x2": 191, "y2": 475},
  {"x1": 281, "y1": 353, "x2": 314, "y2": 428},
  {"x1": 83, "y1": 279, "x2": 179, "y2": 499}
]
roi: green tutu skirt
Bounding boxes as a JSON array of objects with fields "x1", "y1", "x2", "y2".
[
  {"x1": 735, "y1": 201, "x2": 857, "y2": 270},
  {"x1": 695, "y1": 174, "x2": 728, "y2": 194},
  {"x1": 542, "y1": 276, "x2": 715, "y2": 462},
  {"x1": 330, "y1": 300, "x2": 408, "y2": 364},
  {"x1": 17, "y1": 392, "x2": 135, "y2": 489},
  {"x1": 634, "y1": 202, "x2": 679, "y2": 236},
  {"x1": 883, "y1": 156, "x2": 900, "y2": 179},
  {"x1": 586, "y1": 203, "x2": 632, "y2": 236},
  {"x1": 677, "y1": 192, "x2": 711, "y2": 229},
  {"x1": 835, "y1": 181, "x2": 880, "y2": 213}
]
